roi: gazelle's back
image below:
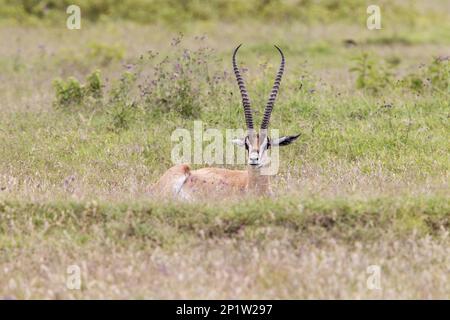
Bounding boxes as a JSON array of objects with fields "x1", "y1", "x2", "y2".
[
  {"x1": 187, "y1": 167, "x2": 247, "y2": 194},
  {"x1": 151, "y1": 164, "x2": 247, "y2": 199}
]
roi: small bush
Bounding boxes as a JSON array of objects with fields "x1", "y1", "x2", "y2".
[
  {"x1": 53, "y1": 70, "x2": 104, "y2": 109},
  {"x1": 138, "y1": 35, "x2": 224, "y2": 118},
  {"x1": 107, "y1": 71, "x2": 139, "y2": 132},
  {"x1": 108, "y1": 101, "x2": 138, "y2": 132},
  {"x1": 85, "y1": 70, "x2": 103, "y2": 99},
  {"x1": 401, "y1": 57, "x2": 450, "y2": 93},
  {"x1": 53, "y1": 77, "x2": 84, "y2": 108},
  {"x1": 350, "y1": 53, "x2": 393, "y2": 94}
]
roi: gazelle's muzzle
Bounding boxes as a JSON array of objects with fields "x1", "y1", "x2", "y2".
[{"x1": 249, "y1": 152, "x2": 259, "y2": 165}]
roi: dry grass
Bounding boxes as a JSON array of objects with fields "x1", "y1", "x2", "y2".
[
  {"x1": 2, "y1": 234, "x2": 448, "y2": 299},
  {"x1": 0, "y1": 161, "x2": 448, "y2": 203},
  {"x1": 0, "y1": 197, "x2": 448, "y2": 299}
]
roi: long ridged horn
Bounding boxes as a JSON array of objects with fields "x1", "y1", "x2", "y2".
[
  {"x1": 261, "y1": 45, "x2": 285, "y2": 130},
  {"x1": 232, "y1": 44, "x2": 254, "y2": 130}
]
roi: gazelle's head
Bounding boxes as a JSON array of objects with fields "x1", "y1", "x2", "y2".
[{"x1": 231, "y1": 44, "x2": 300, "y2": 168}]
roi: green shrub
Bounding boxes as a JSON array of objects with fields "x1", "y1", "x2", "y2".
[
  {"x1": 53, "y1": 77, "x2": 84, "y2": 108},
  {"x1": 138, "y1": 35, "x2": 224, "y2": 118},
  {"x1": 401, "y1": 57, "x2": 450, "y2": 93},
  {"x1": 350, "y1": 53, "x2": 394, "y2": 94},
  {"x1": 85, "y1": 70, "x2": 103, "y2": 99},
  {"x1": 53, "y1": 70, "x2": 104, "y2": 109},
  {"x1": 107, "y1": 72, "x2": 139, "y2": 131},
  {"x1": 108, "y1": 101, "x2": 138, "y2": 132}
]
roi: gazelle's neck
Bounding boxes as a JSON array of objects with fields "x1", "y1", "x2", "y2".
[{"x1": 247, "y1": 166, "x2": 270, "y2": 196}]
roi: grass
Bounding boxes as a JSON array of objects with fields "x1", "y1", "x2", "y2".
[
  {"x1": 0, "y1": 1, "x2": 449, "y2": 299},
  {"x1": 1, "y1": 196, "x2": 449, "y2": 299}
]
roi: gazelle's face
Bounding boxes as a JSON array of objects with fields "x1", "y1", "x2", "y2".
[
  {"x1": 233, "y1": 131, "x2": 300, "y2": 168},
  {"x1": 246, "y1": 132, "x2": 269, "y2": 167}
]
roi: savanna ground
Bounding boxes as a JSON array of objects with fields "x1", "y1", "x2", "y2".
[{"x1": 0, "y1": 1, "x2": 449, "y2": 299}]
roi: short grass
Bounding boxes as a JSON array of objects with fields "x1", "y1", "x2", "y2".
[{"x1": 0, "y1": 1, "x2": 449, "y2": 299}]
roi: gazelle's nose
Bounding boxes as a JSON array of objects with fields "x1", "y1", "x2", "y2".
[{"x1": 249, "y1": 152, "x2": 259, "y2": 165}]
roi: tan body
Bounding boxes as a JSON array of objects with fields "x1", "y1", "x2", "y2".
[{"x1": 151, "y1": 164, "x2": 270, "y2": 200}]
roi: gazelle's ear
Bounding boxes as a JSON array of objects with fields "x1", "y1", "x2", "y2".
[
  {"x1": 232, "y1": 138, "x2": 246, "y2": 147},
  {"x1": 271, "y1": 134, "x2": 300, "y2": 147}
]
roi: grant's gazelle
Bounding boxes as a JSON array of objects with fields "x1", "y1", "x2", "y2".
[{"x1": 151, "y1": 45, "x2": 300, "y2": 199}]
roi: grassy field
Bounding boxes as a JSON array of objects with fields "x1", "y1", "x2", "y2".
[{"x1": 0, "y1": 1, "x2": 449, "y2": 299}]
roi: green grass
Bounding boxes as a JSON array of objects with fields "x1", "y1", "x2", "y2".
[
  {"x1": 2, "y1": 196, "x2": 448, "y2": 244},
  {"x1": 0, "y1": 1, "x2": 449, "y2": 299}
]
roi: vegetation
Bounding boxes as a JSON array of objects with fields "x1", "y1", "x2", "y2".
[
  {"x1": 0, "y1": 0, "x2": 449, "y2": 299},
  {"x1": 53, "y1": 70, "x2": 103, "y2": 108},
  {"x1": 0, "y1": 0, "x2": 439, "y2": 26},
  {"x1": 1, "y1": 196, "x2": 449, "y2": 299}
]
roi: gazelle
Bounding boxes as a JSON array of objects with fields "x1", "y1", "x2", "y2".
[{"x1": 151, "y1": 45, "x2": 300, "y2": 199}]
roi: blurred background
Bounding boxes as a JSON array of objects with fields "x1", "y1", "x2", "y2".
[{"x1": 0, "y1": 0, "x2": 448, "y2": 27}]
